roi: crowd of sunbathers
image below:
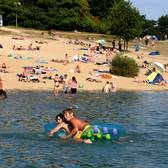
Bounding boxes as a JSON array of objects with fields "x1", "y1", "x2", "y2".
[{"x1": 12, "y1": 43, "x2": 40, "y2": 51}]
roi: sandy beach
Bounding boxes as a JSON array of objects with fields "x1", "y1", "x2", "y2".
[{"x1": 0, "y1": 27, "x2": 168, "y2": 93}]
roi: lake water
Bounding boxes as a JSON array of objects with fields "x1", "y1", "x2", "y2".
[{"x1": 0, "y1": 91, "x2": 168, "y2": 168}]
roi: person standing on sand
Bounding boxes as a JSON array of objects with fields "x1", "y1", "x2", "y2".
[
  {"x1": 102, "y1": 81, "x2": 111, "y2": 93},
  {"x1": 53, "y1": 74, "x2": 60, "y2": 96},
  {"x1": 63, "y1": 74, "x2": 69, "y2": 94},
  {"x1": 63, "y1": 53, "x2": 68, "y2": 65},
  {"x1": 118, "y1": 40, "x2": 122, "y2": 52},
  {"x1": 112, "y1": 40, "x2": 115, "y2": 50},
  {"x1": 0, "y1": 74, "x2": 7, "y2": 98},
  {"x1": 70, "y1": 76, "x2": 78, "y2": 94},
  {"x1": 110, "y1": 82, "x2": 117, "y2": 92}
]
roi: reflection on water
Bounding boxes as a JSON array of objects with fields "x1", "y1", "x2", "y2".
[{"x1": 0, "y1": 91, "x2": 168, "y2": 168}]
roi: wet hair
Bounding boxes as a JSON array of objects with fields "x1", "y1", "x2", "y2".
[
  {"x1": 62, "y1": 108, "x2": 75, "y2": 116},
  {"x1": 55, "y1": 113, "x2": 64, "y2": 122}
]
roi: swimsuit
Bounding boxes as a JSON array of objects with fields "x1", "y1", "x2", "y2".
[
  {"x1": 73, "y1": 125, "x2": 91, "y2": 139},
  {"x1": 54, "y1": 80, "x2": 59, "y2": 87}
]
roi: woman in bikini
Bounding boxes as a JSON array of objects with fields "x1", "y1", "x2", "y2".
[{"x1": 53, "y1": 74, "x2": 60, "y2": 96}]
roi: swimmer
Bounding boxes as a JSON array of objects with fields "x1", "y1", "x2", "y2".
[
  {"x1": 49, "y1": 113, "x2": 70, "y2": 137},
  {"x1": 62, "y1": 108, "x2": 92, "y2": 144}
]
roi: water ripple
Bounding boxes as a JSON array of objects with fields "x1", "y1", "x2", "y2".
[{"x1": 0, "y1": 91, "x2": 168, "y2": 168}]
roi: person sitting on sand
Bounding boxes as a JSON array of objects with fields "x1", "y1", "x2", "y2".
[
  {"x1": 86, "y1": 72, "x2": 102, "y2": 83},
  {"x1": 156, "y1": 80, "x2": 168, "y2": 86},
  {"x1": 28, "y1": 43, "x2": 33, "y2": 50},
  {"x1": 164, "y1": 64, "x2": 168, "y2": 73},
  {"x1": 74, "y1": 64, "x2": 80, "y2": 73},
  {"x1": 49, "y1": 113, "x2": 71, "y2": 137},
  {"x1": 1, "y1": 63, "x2": 7, "y2": 69},
  {"x1": 62, "y1": 108, "x2": 92, "y2": 144},
  {"x1": 134, "y1": 76, "x2": 146, "y2": 83}
]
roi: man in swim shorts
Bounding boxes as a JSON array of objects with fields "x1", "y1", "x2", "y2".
[{"x1": 62, "y1": 108, "x2": 92, "y2": 144}]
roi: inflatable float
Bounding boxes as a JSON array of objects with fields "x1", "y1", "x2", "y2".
[{"x1": 44, "y1": 122, "x2": 125, "y2": 142}]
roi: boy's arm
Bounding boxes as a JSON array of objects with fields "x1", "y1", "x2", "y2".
[
  {"x1": 62, "y1": 127, "x2": 78, "y2": 139},
  {"x1": 49, "y1": 124, "x2": 62, "y2": 136}
]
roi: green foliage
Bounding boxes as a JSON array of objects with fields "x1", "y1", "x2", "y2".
[
  {"x1": 109, "y1": 0, "x2": 143, "y2": 42},
  {"x1": 0, "y1": 0, "x2": 166, "y2": 39},
  {"x1": 110, "y1": 53, "x2": 139, "y2": 77},
  {"x1": 158, "y1": 15, "x2": 168, "y2": 39},
  {"x1": 88, "y1": 0, "x2": 115, "y2": 18},
  {"x1": 141, "y1": 19, "x2": 157, "y2": 36}
]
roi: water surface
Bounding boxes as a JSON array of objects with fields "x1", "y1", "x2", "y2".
[{"x1": 0, "y1": 91, "x2": 168, "y2": 168}]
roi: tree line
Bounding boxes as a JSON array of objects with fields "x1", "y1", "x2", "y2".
[{"x1": 0, "y1": 0, "x2": 167, "y2": 42}]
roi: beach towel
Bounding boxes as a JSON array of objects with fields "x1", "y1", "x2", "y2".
[{"x1": 149, "y1": 51, "x2": 160, "y2": 56}]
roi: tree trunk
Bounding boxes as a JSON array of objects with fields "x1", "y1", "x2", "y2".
[
  {"x1": 126, "y1": 41, "x2": 128, "y2": 51},
  {"x1": 124, "y1": 40, "x2": 126, "y2": 50}
]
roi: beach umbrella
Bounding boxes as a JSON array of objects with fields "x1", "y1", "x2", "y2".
[
  {"x1": 96, "y1": 39, "x2": 106, "y2": 46},
  {"x1": 151, "y1": 35, "x2": 159, "y2": 40},
  {"x1": 153, "y1": 62, "x2": 165, "y2": 72},
  {"x1": 35, "y1": 58, "x2": 48, "y2": 64}
]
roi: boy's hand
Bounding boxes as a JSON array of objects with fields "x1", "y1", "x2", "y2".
[{"x1": 49, "y1": 132, "x2": 53, "y2": 137}]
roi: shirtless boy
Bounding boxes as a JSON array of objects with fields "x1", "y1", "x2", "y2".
[{"x1": 62, "y1": 108, "x2": 92, "y2": 144}]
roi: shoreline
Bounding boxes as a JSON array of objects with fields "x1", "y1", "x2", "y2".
[{"x1": 4, "y1": 87, "x2": 168, "y2": 93}]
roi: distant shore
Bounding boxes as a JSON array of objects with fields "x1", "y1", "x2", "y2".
[{"x1": 0, "y1": 27, "x2": 168, "y2": 93}]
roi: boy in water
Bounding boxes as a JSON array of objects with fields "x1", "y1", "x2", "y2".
[
  {"x1": 49, "y1": 113, "x2": 70, "y2": 136},
  {"x1": 62, "y1": 108, "x2": 92, "y2": 144}
]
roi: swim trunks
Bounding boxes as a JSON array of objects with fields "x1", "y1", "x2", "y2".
[{"x1": 73, "y1": 125, "x2": 91, "y2": 139}]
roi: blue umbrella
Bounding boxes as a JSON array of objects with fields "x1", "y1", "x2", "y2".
[
  {"x1": 96, "y1": 39, "x2": 106, "y2": 46},
  {"x1": 151, "y1": 35, "x2": 159, "y2": 40}
]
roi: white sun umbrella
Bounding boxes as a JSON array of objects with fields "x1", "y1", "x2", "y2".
[
  {"x1": 153, "y1": 62, "x2": 165, "y2": 72},
  {"x1": 35, "y1": 58, "x2": 48, "y2": 64},
  {"x1": 96, "y1": 39, "x2": 106, "y2": 46}
]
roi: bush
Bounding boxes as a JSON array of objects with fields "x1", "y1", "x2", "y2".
[{"x1": 110, "y1": 53, "x2": 139, "y2": 77}]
